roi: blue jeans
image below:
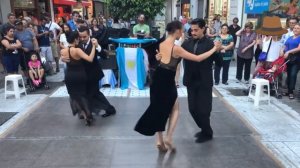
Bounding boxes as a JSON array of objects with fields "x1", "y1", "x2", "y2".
[{"x1": 287, "y1": 62, "x2": 300, "y2": 94}]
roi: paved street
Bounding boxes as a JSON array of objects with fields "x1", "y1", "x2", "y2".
[
  {"x1": 0, "y1": 95, "x2": 280, "y2": 168},
  {"x1": 0, "y1": 62, "x2": 300, "y2": 168}
]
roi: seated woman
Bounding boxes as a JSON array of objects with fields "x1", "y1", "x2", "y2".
[
  {"x1": 28, "y1": 52, "x2": 44, "y2": 86},
  {"x1": 60, "y1": 31, "x2": 98, "y2": 126}
]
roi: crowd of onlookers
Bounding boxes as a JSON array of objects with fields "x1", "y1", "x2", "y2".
[
  {"x1": 203, "y1": 14, "x2": 300, "y2": 100},
  {"x1": 0, "y1": 12, "x2": 133, "y2": 84},
  {"x1": 176, "y1": 14, "x2": 300, "y2": 100},
  {"x1": 0, "y1": 11, "x2": 300, "y2": 99}
]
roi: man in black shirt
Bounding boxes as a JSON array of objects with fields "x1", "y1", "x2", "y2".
[
  {"x1": 228, "y1": 17, "x2": 241, "y2": 61},
  {"x1": 228, "y1": 17, "x2": 241, "y2": 45},
  {"x1": 0, "y1": 13, "x2": 16, "y2": 37},
  {"x1": 181, "y1": 18, "x2": 222, "y2": 143}
]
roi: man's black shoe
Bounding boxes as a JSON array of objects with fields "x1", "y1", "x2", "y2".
[
  {"x1": 195, "y1": 134, "x2": 213, "y2": 143},
  {"x1": 102, "y1": 109, "x2": 116, "y2": 118},
  {"x1": 78, "y1": 114, "x2": 84, "y2": 119},
  {"x1": 194, "y1": 131, "x2": 202, "y2": 138}
]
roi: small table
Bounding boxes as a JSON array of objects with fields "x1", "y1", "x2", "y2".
[{"x1": 110, "y1": 38, "x2": 157, "y2": 90}]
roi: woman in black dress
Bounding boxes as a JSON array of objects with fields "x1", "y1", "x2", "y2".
[
  {"x1": 134, "y1": 21, "x2": 221, "y2": 152},
  {"x1": 60, "y1": 31, "x2": 97, "y2": 126}
]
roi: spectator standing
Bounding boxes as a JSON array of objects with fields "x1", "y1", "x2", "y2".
[
  {"x1": 67, "y1": 11, "x2": 79, "y2": 31},
  {"x1": 90, "y1": 18, "x2": 101, "y2": 39},
  {"x1": 1, "y1": 25, "x2": 22, "y2": 74},
  {"x1": 283, "y1": 23, "x2": 300, "y2": 99},
  {"x1": 111, "y1": 17, "x2": 122, "y2": 29},
  {"x1": 59, "y1": 23, "x2": 71, "y2": 49},
  {"x1": 235, "y1": 22, "x2": 256, "y2": 84},
  {"x1": 107, "y1": 16, "x2": 113, "y2": 28},
  {"x1": 228, "y1": 17, "x2": 241, "y2": 61},
  {"x1": 213, "y1": 14, "x2": 222, "y2": 35},
  {"x1": 36, "y1": 17, "x2": 54, "y2": 74},
  {"x1": 45, "y1": 15, "x2": 62, "y2": 73},
  {"x1": 214, "y1": 24, "x2": 234, "y2": 85},
  {"x1": 281, "y1": 17, "x2": 298, "y2": 44},
  {"x1": 206, "y1": 20, "x2": 217, "y2": 41},
  {"x1": 133, "y1": 14, "x2": 150, "y2": 38},
  {"x1": 183, "y1": 18, "x2": 192, "y2": 39},
  {"x1": 14, "y1": 20, "x2": 39, "y2": 75},
  {"x1": 0, "y1": 13, "x2": 16, "y2": 37},
  {"x1": 97, "y1": 17, "x2": 109, "y2": 50},
  {"x1": 228, "y1": 17, "x2": 241, "y2": 46},
  {"x1": 181, "y1": 15, "x2": 187, "y2": 25}
]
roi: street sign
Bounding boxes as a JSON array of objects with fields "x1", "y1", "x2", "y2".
[{"x1": 245, "y1": 0, "x2": 269, "y2": 14}]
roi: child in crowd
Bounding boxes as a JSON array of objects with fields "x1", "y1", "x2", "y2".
[{"x1": 28, "y1": 53, "x2": 44, "y2": 86}]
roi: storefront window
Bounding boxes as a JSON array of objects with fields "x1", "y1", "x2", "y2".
[
  {"x1": 182, "y1": 3, "x2": 190, "y2": 18},
  {"x1": 209, "y1": 0, "x2": 229, "y2": 21},
  {"x1": 14, "y1": 0, "x2": 36, "y2": 9}
]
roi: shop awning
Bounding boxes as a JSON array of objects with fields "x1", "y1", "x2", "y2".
[{"x1": 54, "y1": 0, "x2": 91, "y2": 7}]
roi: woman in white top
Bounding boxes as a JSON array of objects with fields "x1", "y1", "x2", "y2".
[
  {"x1": 59, "y1": 23, "x2": 71, "y2": 73},
  {"x1": 253, "y1": 35, "x2": 284, "y2": 77},
  {"x1": 111, "y1": 17, "x2": 122, "y2": 29},
  {"x1": 59, "y1": 23, "x2": 71, "y2": 49}
]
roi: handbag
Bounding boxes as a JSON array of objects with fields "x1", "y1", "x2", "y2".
[{"x1": 258, "y1": 39, "x2": 272, "y2": 61}]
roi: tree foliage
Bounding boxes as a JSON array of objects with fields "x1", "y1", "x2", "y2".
[{"x1": 107, "y1": 0, "x2": 165, "y2": 20}]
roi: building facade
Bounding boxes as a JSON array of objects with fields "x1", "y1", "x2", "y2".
[
  {"x1": 165, "y1": 0, "x2": 207, "y2": 23},
  {"x1": 0, "y1": 0, "x2": 93, "y2": 23}
]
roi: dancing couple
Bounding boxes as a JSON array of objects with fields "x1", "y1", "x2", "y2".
[
  {"x1": 61, "y1": 26, "x2": 116, "y2": 126},
  {"x1": 135, "y1": 19, "x2": 222, "y2": 152}
]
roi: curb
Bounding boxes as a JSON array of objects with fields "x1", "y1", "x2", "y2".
[{"x1": 213, "y1": 86, "x2": 286, "y2": 168}]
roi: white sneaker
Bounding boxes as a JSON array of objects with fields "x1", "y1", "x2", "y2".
[{"x1": 245, "y1": 80, "x2": 249, "y2": 84}]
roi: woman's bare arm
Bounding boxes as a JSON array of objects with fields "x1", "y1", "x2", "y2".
[
  {"x1": 175, "y1": 45, "x2": 218, "y2": 62},
  {"x1": 76, "y1": 46, "x2": 96, "y2": 62}
]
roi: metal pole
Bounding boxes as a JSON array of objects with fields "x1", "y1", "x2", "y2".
[{"x1": 49, "y1": 0, "x2": 55, "y2": 22}]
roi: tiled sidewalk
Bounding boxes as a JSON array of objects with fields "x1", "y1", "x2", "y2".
[
  {"x1": 0, "y1": 89, "x2": 47, "y2": 137},
  {"x1": 49, "y1": 86, "x2": 217, "y2": 98},
  {"x1": 214, "y1": 66, "x2": 300, "y2": 168}
]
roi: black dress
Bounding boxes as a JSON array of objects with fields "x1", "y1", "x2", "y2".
[
  {"x1": 135, "y1": 46, "x2": 181, "y2": 136},
  {"x1": 65, "y1": 47, "x2": 91, "y2": 119}
]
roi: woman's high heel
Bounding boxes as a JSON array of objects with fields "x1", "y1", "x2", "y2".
[
  {"x1": 164, "y1": 140, "x2": 176, "y2": 152},
  {"x1": 156, "y1": 143, "x2": 168, "y2": 153}
]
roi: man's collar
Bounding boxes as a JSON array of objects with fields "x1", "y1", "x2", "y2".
[
  {"x1": 193, "y1": 35, "x2": 206, "y2": 42},
  {"x1": 86, "y1": 38, "x2": 91, "y2": 45}
]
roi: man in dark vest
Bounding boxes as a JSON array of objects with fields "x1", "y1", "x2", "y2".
[
  {"x1": 62, "y1": 26, "x2": 116, "y2": 117},
  {"x1": 181, "y1": 18, "x2": 222, "y2": 143}
]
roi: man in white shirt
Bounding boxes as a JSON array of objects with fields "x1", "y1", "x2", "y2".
[{"x1": 45, "y1": 15, "x2": 62, "y2": 73}]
